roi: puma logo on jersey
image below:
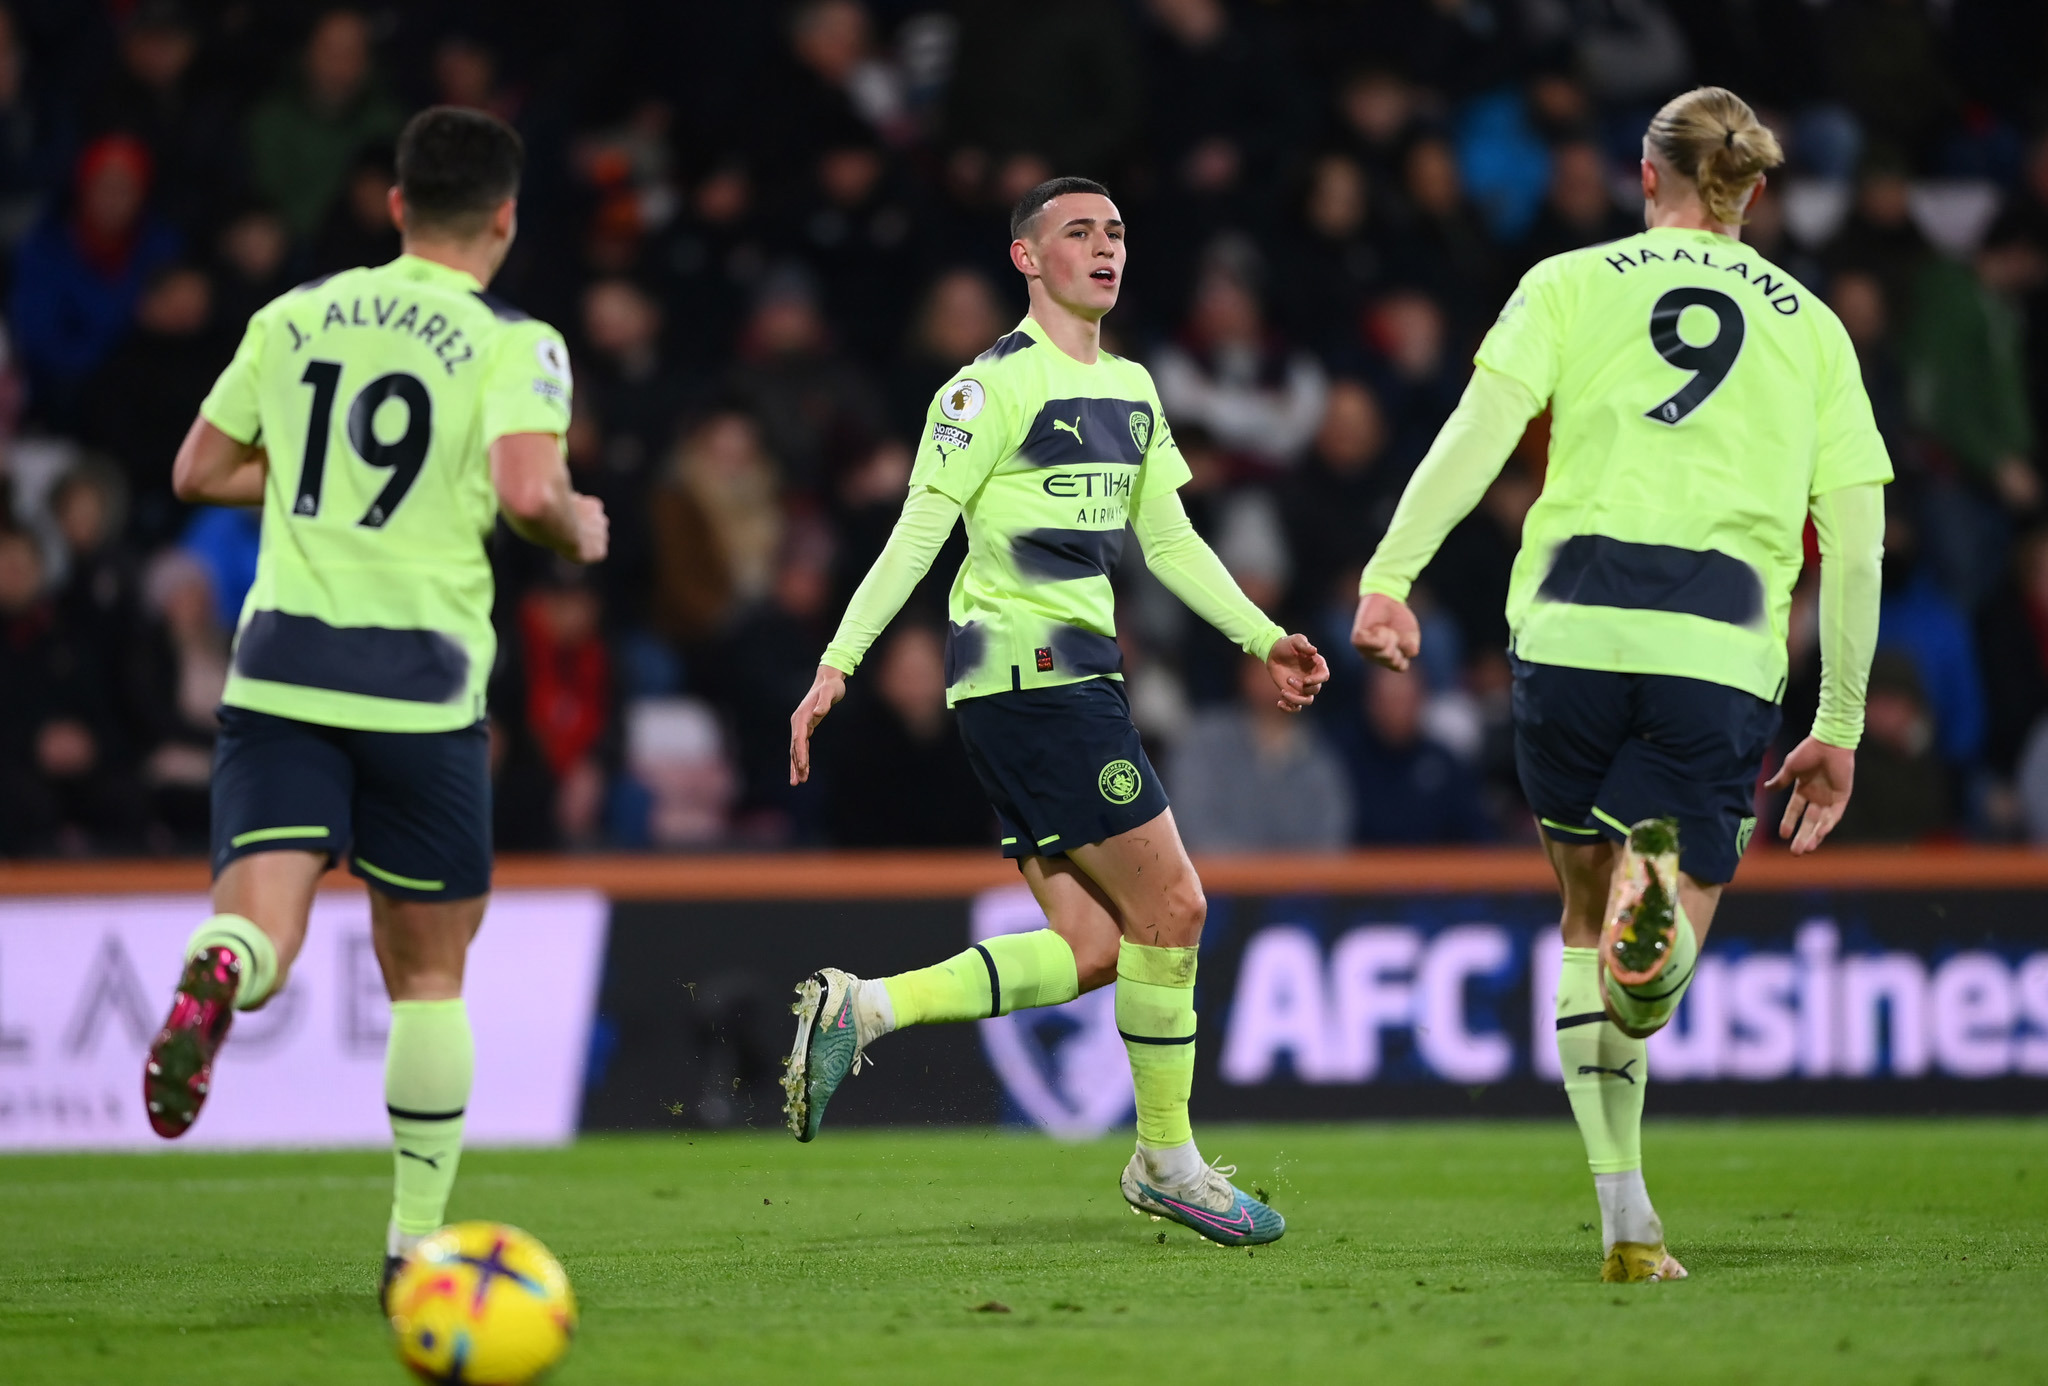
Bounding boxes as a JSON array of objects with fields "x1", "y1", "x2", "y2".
[{"x1": 1053, "y1": 415, "x2": 1084, "y2": 445}]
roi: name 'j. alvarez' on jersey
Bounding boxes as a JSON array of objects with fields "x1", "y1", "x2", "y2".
[
  {"x1": 198, "y1": 254, "x2": 573, "y2": 733},
  {"x1": 909, "y1": 317, "x2": 1193, "y2": 705}
]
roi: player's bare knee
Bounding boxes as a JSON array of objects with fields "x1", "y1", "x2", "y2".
[
  {"x1": 1159, "y1": 876, "x2": 1207, "y2": 944},
  {"x1": 1072, "y1": 936, "x2": 1119, "y2": 991}
]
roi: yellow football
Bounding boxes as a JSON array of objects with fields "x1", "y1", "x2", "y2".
[{"x1": 386, "y1": 1222, "x2": 577, "y2": 1385}]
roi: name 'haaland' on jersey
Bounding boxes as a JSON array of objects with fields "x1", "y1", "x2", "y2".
[
  {"x1": 1600, "y1": 241, "x2": 1803, "y2": 316},
  {"x1": 280, "y1": 292, "x2": 481, "y2": 375}
]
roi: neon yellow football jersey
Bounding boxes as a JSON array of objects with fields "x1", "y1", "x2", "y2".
[
  {"x1": 199, "y1": 254, "x2": 572, "y2": 732},
  {"x1": 1478, "y1": 226, "x2": 1892, "y2": 702},
  {"x1": 908, "y1": 316, "x2": 1193, "y2": 705}
]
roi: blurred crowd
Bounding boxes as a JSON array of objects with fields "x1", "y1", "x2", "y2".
[{"x1": 4, "y1": 0, "x2": 2048, "y2": 856}]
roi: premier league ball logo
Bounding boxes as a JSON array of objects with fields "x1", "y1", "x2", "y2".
[{"x1": 972, "y1": 887, "x2": 1133, "y2": 1138}]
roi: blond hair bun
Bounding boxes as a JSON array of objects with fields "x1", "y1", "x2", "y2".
[{"x1": 1646, "y1": 87, "x2": 1784, "y2": 226}]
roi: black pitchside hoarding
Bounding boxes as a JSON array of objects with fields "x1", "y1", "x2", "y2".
[{"x1": 579, "y1": 883, "x2": 2048, "y2": 1133}]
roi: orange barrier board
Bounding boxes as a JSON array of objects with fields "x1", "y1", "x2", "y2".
[{"x1": 3, "y1": 846, "x2": 2048, "y2": 899}]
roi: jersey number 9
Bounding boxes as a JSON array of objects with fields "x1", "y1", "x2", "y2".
[
  {"x1": 1643, "y1": 287, "x2": 1744, "y2": 426},
  {"x1": 293, "y1": 359, "x2": 434, "y2": 528}
]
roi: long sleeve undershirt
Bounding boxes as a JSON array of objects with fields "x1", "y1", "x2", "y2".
[
  {"x1": 1357, "y1": 365, "x2": 1541, "y2": 601},
  {"x1": 819, "y1": 485, "x2": 960, "y2": 676},
  {"x1": 1132, "y1": 488, "x2": 1288, "y2": 659},
  {"x1": 818, "y1": 485, "x2": 1285, "y2": 677},
  {"x1": 1808, "y1": 481, "x2": 1884, "y2": 749}
]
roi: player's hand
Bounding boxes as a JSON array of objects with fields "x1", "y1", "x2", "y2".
[
  {"x1": 1266, "y1": 633, "x2": 1329, "y2": 714},
  {"x1": 567, "y1": 494, "x2": 608, "y2": 564},
  {"x1": 789, "y1": 664, "x2": 848, "y2": 786},
  {"x1": 1352, "y1": 592, "x2": 1421, "y2": 672},
  {"x1": 1765, "y1": 736, "x2": 1856, "y2": 855}
]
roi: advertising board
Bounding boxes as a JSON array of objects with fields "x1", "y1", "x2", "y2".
[
  {"x1": 0, "y1": 890, "x2": 607, "y2": 1149},
  {"x1": 583, "y1": 883, "x2": 2048, "y2": 1134}
]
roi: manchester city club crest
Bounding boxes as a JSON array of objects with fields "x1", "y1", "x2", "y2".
[
  {"x1": 1128, "y1": 410, "x2": 1151, "y2": 452},
  {"x1": 1099, "y1": 758, "x2": 1141, "y2": 805},
  {"x1": 973, "y1": 887, "x2": 1133, "y2": 1137}
]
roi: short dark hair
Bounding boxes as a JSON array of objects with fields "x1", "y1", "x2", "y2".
[
  {"x1": 395, "y1": 106, "x2": 524, "y2": 236},
  {"x1": 1010, "y1": 176, "x2": 1112, "y2": 240}
]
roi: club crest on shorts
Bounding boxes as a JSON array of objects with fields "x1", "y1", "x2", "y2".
[
  {"x1": 1128, "y1": 410, "x2": 1150, "y2": 452},
  {"x1": 1098, "y1": 759, "x2": 1141, "y2": 805},
  {"x1": 940, "y1": 378, "x2": 985, "y2": 422}
]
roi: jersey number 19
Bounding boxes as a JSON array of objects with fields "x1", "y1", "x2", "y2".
[
  {"x1": 294, "y1": 359, "x2": 433, "y2": 528},
  {"x1": 1644, "y1": 287, "x2": 1744, "y2": 426}
]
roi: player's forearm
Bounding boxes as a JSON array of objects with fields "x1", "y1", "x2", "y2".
[
  {"x1": 171, "y1": 417, "x2": 266, "y2": 507},
  {"x1": 1810, "y1": 481, "x2": 1885, "y2": 749},
  {"x1": 491, "y1": 434, "x2": 584, "y2": 557},
  {"x1": 1358, "y1": 365, "x2": 1538, "y2": 601},
  {"x1": 1133, "y1": 489, "x2": 1286, "y2": 659},
  {"x1": 500, "y1": 485, "x2": 582, "y2": 556},
  {"x1": 820, "y1": 486, "x2": 961, "y2": 675}
]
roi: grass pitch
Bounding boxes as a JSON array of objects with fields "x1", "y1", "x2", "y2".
[{"x1": 2, "y1": 1119, "x2": 2043, "y2": 1385}]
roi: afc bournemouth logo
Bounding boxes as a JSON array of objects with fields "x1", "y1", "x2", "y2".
[
  {"x1": 1098, "y1": 759, "x2": 1142, "y2": 805},
  {"x1": 1128, "y1": 411, "x2": 1150, "y2": 452},
  {"x1": 940, "y1": 378, "x2": 985, "y2": 422},
  {"x1": 972, "y1": 887, "x2": 1133, "y2": 1137}
]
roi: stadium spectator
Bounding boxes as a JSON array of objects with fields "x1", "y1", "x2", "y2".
[
  {"x1": 134, "y1": 545, "x2": 223, "y2": 844},
  {"x1": 723, "y1": 272, "x2": 885, "y2": 492},
  {"x1": 0, "y1": 3, "x2": 70, "y2": 252},
  {"x1": 1362, "y1": 289, "x2": 1464, "y2": 473},
  {"x1": 1831, "y1": 652, "x2": 1953, "y2": 844},
  {"x1": 1281, "y1": 378, "x2": 1394, "y2": 619},
  {"x1": 783, "y1": 0, "x2": 913, "y2": 153},
  {"x1": 87, "y1": 2, "x2": 239, "y2": 239},
  {"x1": 1386, "y1": 134, "x2": 1502, "y2": 332},
  {"x1": 651, "y1": 410, "x2": 784, "y2": 645},
  {"x1": 245, "y1": 8, "x2": 402, "y2": 239},
  {"x1": 210, "y1": 207, "x2": 291, "y2": 331},
  {"x1": 309, "y1": 143, "x2": 398, "y2": 275},
  {"x1": 10, "y1": 133, "x2": 179, "y2": 426},
  {"x1": 823, "y1": 624, "x2": 989, "y2": 847},
  {"x1": 1520, "y1": 139, "x2": 1637, "y2": 270},
  {"x1": 1169, "y1": 653, "x2": 1354, "y2": 852},
  {"x1": 945, "y1": 0, "x2": 1140, "y2": 178},
  {"x1": 1154, "y1": 250, "x2": 1328, "y2": 471},
  {"x1": 1878, "y1": 509, "x2": 1987, "y2": 770},
  {"x1": 0, "y1": 526, "x2": 147, "y2": 853},
  {"x1": 786, "y1": 138, "x2": 919, "y2": 360},
  {"x1": 887, "y1": 267, "x2": 1006, "y2": 438},
  {"x1": 1334, "y1": 660, "x2": 1492, "y2": 846},
  {"x1": 513, "y1": 569, "x2": 616, "y2": 849},
  {"x1": 79, "y1": 264, "x2": 229, "y2": 547},
  {"x1": 1977, "y1": 527, "x2": 2048, "y2": 789},
  {"x1": 1282, "y1": 153, "x2": 1386, "y2": 359}
]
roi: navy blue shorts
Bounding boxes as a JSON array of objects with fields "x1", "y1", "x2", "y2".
[
  {"x1": 210, "y1": 706, "x2": 493, "y2": 900},
  {"x1": 955, "y1": 678, "x2": 1170, "y2": 859},
  {"x1": 1511, "y1": 658, "x2": 1780, "y2": 885}
]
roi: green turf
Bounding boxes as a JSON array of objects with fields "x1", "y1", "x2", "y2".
[{"x1": 3, "y1": 1119, "x2": 2043, "y2": 1384}]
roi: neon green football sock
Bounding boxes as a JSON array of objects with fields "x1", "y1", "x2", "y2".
[
  {"x1": 386, "y1": 999, "x2": 474, "y2": 1238},
  {"x1": 1557, "y1": 947, "x2": 1646, "y2": 1174},
  {"x1": 1604, "y1": 901, "x2": 1700, "y2": 1035},
  {"x1": 881, "y1": 929, "x2": 1079, "y2": 1026},
  {"x1": 1115, "y1": 940, "x2": 1198, "y2": 1149},
  {"x1": 185, "y1": 914, "x2": 281, "y2": 1011}
]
